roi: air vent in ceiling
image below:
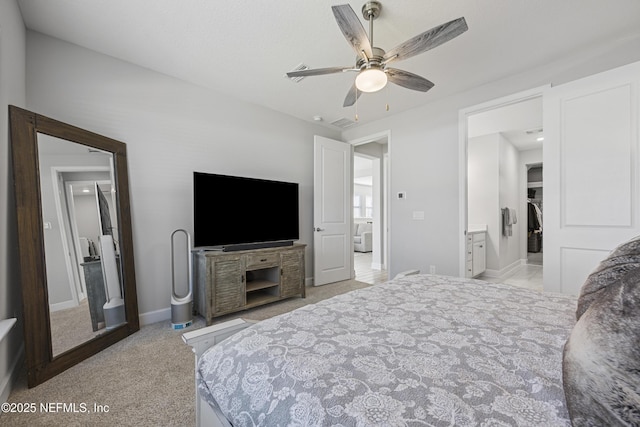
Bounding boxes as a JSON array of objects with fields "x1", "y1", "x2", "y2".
[
  {"x1": 331, "y1": 117, "x2": 357, "y2": 129},
  {"x1": 286, "y1": 64, "x2": 309, "y2": 83}
]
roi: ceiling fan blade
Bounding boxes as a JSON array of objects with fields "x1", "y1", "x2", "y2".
[
  {"x1": 286, "y1": 66, "x2": 351, "y2": 78},
  {"x1": 383, "y1": 17, "x2": 468, "y2": 64},
  {"x1": 332, "y1": 4, "x2": 373, "y2": 59},
  {"x1": 386, "y1": 68, "x2": 434, "y2": 92},
  {"x1": 343, "y1": 83, "x2": 363, "y2": 107}
]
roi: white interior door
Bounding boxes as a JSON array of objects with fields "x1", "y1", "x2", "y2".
[
  {"x1": 51, "y1": 171, "x2": 81, "y2": 307},
  {"x1": 314, "y1": 135, "x2": 353, "y2": 286},
  {"x1": 543, "y1": 61, "x2": 640, "y2": 295}
]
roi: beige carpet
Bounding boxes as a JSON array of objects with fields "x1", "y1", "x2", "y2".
[
  {"x1": 50, "y1": 299, "x2": 105, "y2": 357},
  {"x1": 3, "y1": 279, "x2": 370, "y2": 427}
]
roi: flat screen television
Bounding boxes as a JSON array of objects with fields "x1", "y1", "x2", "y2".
[
  {"x1": 193, "y1": 172, "x2": 299, "y2": 251},
  {"x1": 95, "y1": 183, "x2": 113, "y2": 237}
]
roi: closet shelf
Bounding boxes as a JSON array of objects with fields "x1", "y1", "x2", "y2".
[{"x1": 527, "y1": 181, "x2": 543, "y2": 188}]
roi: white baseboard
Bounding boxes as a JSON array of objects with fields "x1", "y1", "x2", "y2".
[
  {"x1": 138, "y1": 307, "x2": 171, "y2": 326},
  {"x1": 1, "y1": 343, "x2": 24, "y2": 404},
  {"x1": 482, "y1": 259, "x2": 523, "y2": 279},
  {"x1": 49, "y1": 299, "x2": 76, "y2": 312},
  {"x1": 481, "y1": 269, "x2": 499, "y2": 278}
]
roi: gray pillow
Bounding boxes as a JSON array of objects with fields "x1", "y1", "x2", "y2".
[{"x1": 562, "y1": 235, "x2": 640, "y2": 426}]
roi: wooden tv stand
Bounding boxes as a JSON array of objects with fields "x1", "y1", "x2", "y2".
[{"x1": 193, "y1": 244, "x2": 306, "y2": 325}]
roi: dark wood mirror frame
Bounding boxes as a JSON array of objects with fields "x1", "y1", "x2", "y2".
[{"x1": 9, "y1": 105, "x2": 139, "y2": 387}]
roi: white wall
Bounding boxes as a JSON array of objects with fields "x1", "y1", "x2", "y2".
[
  {"x1": 468, "y1": 133, "x2": 520, "y2": 273},
  {"x1": 73, "y1": 195, "x2": 101, "y2": 254},
  {"x1": 498, "y1": 134, "x2": 520, "y2": 270},
  {"x1": 342, "y1": 34, "x2": 640, "y2": 278},
  {"x1": 468, "y1": 134, "x2": 499, "y2": 269},
  {"x1": 0, "y1": 0, "x2": 25, "y2": 404},
  {"x1": 25, "y1": 32, "x2": 341, "y2": 322}
]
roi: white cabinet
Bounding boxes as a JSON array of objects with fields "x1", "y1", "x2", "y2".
[
  {"x1": 472, "y1": 237, "x2": 486, "y2": 277},
  {"x1": 466, "y1": 231, "x2": 486, "y2": 278}
]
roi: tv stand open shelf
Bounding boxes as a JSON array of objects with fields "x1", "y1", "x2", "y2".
[
  {"x1": 245, "y1": 280, "x2": 278, "y2": 292},
  {"x1": 194, "y1": 244, "x2": 305, "y2": 325}
]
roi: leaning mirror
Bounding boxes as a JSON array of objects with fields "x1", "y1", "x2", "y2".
[{"x1": 9, "y1": 106, "x2": 139, "y2": 387}]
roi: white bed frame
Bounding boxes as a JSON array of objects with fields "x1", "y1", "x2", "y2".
[{"x1": 182, "y1": 318, "x2": 257, "y2": 427}]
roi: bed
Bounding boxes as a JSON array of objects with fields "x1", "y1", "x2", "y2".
[
  {"x1": 185, "y1": 274, "x2": 577, "y2": 426},
  {"x1": 184, "y1": 234, "x2": 640, "y2": 427}
]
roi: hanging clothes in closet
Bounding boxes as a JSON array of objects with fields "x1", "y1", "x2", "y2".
[
  {"x1": 527, "y1": 201, "x2": 542, "y2": 252},
  {"x1": 528, "y1": 202, "x2": 541, "y2": 232}
]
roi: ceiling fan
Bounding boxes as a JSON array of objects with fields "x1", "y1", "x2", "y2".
[{"x1": 287, "y1": 2, "x2": 468, "y2": 107}]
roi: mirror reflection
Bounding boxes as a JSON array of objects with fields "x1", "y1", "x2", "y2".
[{"x1": 38, "y1": 134, "x2": 126, "y2": 356}]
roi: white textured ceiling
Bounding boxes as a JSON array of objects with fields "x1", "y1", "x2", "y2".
[{"x1": 16, "y1": 0, "x2": 640, "y2": 129}]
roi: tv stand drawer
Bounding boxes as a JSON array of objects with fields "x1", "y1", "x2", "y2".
[{"x1": 246, "y1": 253, "x2": 279, "y2": 270}]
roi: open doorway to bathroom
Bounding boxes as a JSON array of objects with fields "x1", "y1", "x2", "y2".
[{"x1": 464, "y1": 92, "x2": 544, "y2": 292}]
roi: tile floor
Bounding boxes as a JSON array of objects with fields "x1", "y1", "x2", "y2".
[
  {"x1": 354, "y1": 252, "x2": 388, "y2": 284},
  {"x1": 479, "y1": 253, "x2": 543, "y2": 292},
  {"x1": 354, "y1": 251, "x2": 543, "y2": 292}
]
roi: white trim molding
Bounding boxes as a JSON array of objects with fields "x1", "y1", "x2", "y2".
[
  {"x1": 1, "y1": 319, "x2": 21, "y2": 404},
  {"x1": 0, "y1": 318, "x2": 16, "y2": 344},
  {"x1": 458, "y1": 85, "x2": 550, "y2": 278}
]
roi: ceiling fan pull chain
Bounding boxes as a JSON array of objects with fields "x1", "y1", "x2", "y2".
[
  {"x1": 386, "y1": 83, "x2": 390, "y2": 111},
  {"x1": 355, "y1": 87, "x2": 359, "y2": 121}
]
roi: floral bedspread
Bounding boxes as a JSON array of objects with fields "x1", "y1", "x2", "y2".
[{"x1": 197, "y1": 274, "x2": 577, "y2": 426}]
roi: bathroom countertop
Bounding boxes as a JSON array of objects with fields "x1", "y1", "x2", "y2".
[{"x1": 468, "y1": 224, "x2": 487, "y2": 234}]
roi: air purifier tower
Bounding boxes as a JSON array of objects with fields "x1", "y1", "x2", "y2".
[{"x1": 171, "y1": 229, "x2": 193, "y2": 329}]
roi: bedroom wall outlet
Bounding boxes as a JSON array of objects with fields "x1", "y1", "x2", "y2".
[
  {"x1": 429, "y1": 265, "x2": 436, "y2": 274},
  {"x1": 397, "y1": 191, "x2": 406, "y2": 200}
]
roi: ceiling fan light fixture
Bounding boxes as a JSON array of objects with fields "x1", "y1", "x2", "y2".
[
  {"x1": 355, "y1": 68, "x2": 387, "y2": 93},
  {"x1": 293, "y1": 3, "x2": 468, "y2": 108}
]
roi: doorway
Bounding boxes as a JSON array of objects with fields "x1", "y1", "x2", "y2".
[
  {"x1": 350, "y1": 132, "x2": 390, "y2": 285},
  {"x1": 49, "y1": 167, "x2": 113, "y2": 311},
  {"x1": 462, "y1": 87, "x2": 545, "y2": 291}
]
